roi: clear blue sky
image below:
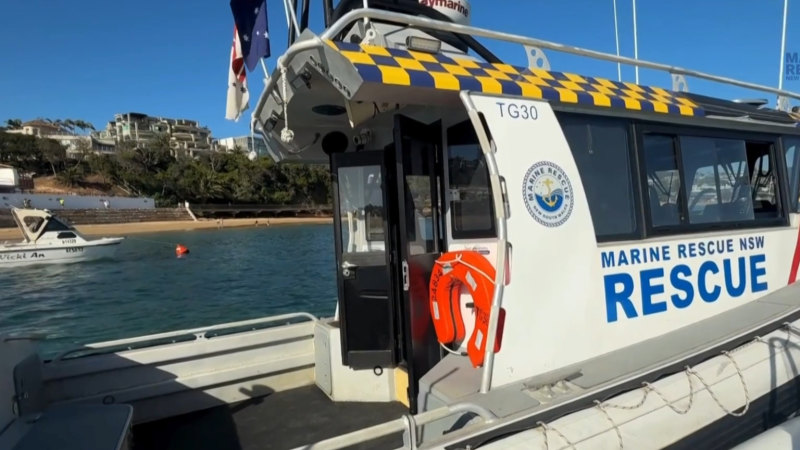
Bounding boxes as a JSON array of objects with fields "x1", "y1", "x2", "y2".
[{"x1": 0, "y1": 0, "x2": 797, "y2": 139}]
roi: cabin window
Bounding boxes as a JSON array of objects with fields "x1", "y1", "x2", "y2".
[
  {"x1": 399, "y1": 137, "x2": 437, "y2": 255},
  {"x1": 337, "y1": 165, "x2": 386, "y2": 253},
  {"x1": 43, "y1": 218, "x2": 72, "y2": 233},
  {"x1": 57, "y1": 232, "x2": 76, "y2": 239},
  {"x1": 785, "y1": 137, "x2": 800, "y2": 212},
  {"x1": 750, "y1": 145, "x2": 778, "y2": 218},
  {"x1": 643, "y1": 134, "x2": 683, "y2": 227},
  {"x1": 680, "y1": 137, "x2": 779, "y2": 224},
  {"x1": 679, "y1": 136, "x2": 755, "y2": 224},
  {"x1": 447, "y1": 121, "x2": 495, "y2": 239},
  {"x1": 559, "y1": 114, "x2": 636, "y2": 239},
  {"x1": 642, "y1": 128, "x2": 782, "y2": 230}
]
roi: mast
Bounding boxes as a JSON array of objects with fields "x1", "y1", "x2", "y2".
[
  {"x1": 632, "y1": 0, "x2": 639, "y2": 84},
  {"x1": 779, "y1": 0, "x2": 789, "y2": 92},
  {"x1": 613, "y1": 0, "x2": 622, "y2": 82}
]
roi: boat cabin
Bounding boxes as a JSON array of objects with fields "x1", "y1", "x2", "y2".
[
  {"x1": 10, "y1": 208, "x2": 78, "y2": 243},
  {"x1": 254, "y1": 0, "x2": 800, "y2": 418}
]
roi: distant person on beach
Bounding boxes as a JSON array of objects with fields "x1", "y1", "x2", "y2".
[
  {"x1": 102, "y1": 199, "x2": 110, "y2": 209},
  {"x1": 58, "y1": 198, "x2": 64, "y2": 208}
]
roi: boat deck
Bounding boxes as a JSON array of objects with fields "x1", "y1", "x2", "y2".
[{"x1": 131, "y1": 385, "x2": 408, "y2": 450}]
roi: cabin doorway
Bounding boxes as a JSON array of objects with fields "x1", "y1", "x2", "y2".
[{"x1": 331, "y1": 114, "x2": 444, "y2": 413}]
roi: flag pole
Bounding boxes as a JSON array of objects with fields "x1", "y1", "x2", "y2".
[
  {"x1": 632, "y1": 0, "x2": 639, "y2": 84},
  {"x1": 260, "y1": 58, "x2": 270, "y2": 80},
  {"x1": 613, "y1": 0, "x2": 622, "y2": 82},
  {"x1": 779, "y1": 0, "x2": 789, "y2": 91}
]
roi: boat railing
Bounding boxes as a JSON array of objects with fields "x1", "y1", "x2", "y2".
[
  {"x1": 258, "y1": 7, "x2": 800, "y2": 118},
  {"x1": 51, "y1": 312, "x2": 318, "y2": 361},
  {"x1": 290, "y1": 401, "x2": 498, "y2": 450}
]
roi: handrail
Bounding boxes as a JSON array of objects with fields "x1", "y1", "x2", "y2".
[
  {"x1": 51, "y1": 312, "x2": 318, "y2": 361},
  {"x1": 481, "y1": 151, "x2": 507, "y2": 394},
  {"x1": 291, "y1": 402, "x2": 497, "y2": 450},
  {"x1": 322, "y1": 9, "x2": 800, "y2": 101}
]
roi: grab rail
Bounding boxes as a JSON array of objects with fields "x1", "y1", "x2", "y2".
[
  {"x1": 52, "y1": 312, "x2": 318, "y2": 361},
  {"x1": 322, "y1": 9, "x2": 800, "y2": 101},
  {"x1": 291, "y1": 402, "x2": 497, "y2": 450}
]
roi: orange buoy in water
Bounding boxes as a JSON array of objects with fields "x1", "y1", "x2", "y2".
[{"x1": 175, "y1": 244, "x2": 190, "y2": 256}]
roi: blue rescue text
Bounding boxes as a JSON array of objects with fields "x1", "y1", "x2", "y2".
[{"x1": 601, "y1": 236, "x2": 768, "y2": 323}]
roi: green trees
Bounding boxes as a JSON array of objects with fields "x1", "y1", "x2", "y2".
[
  {"x1": 143, "y1": 150, "x2": 331, "y2": 206},
  {"x1": 0, "y1": 129, "x2": 332, "y2": 206},
  {"x1": 0, "y1": 131, "x2": 66, "y2": 175}
]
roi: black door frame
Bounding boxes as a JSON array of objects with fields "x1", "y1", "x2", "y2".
[
  {"x1": 390, "y1": 115, "x2": 445, "y2": 413},
  {"x1": 331, "y1": 150, "x2": 398, "y2": 368}
]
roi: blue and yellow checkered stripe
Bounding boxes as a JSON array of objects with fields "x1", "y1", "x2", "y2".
[{"x1": 327, "y1": 40, "x2": 704, "y2": 117}]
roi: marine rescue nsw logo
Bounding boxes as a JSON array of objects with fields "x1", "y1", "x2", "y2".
[{"x1": 523, "y1": 161, "x2": 574, "y2": 227}]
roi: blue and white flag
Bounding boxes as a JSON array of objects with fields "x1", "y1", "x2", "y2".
[{"x1": 230, "y1": 0, "x2": 270, "y2": 72}]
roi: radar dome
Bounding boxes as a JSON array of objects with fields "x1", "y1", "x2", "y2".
[{"x1": 418, "y1": 0, "x2": 470, "y2": 25}]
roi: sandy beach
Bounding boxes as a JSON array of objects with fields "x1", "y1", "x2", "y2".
[{"x1": 0, "y1": 217, "x2": 332, "y2": 241}]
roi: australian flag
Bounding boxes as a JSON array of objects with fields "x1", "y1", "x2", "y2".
[{"x1": 230, "y1": 0, "x2": 270, "y2": 72}]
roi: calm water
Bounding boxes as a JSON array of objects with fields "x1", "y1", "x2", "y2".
[{"x1": 0, "y1": 224, "x2": 337, "y2": 358}]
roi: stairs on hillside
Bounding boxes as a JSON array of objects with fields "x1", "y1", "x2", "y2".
[{"x1": 0, "y1": 208, "x2": 193, "y2": 228}]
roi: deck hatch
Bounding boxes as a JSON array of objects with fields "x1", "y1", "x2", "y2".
[{"x1": 326, "y1": 40, "x2": 705, "y2": 117}]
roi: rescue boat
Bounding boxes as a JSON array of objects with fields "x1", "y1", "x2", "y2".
[{"x1": 3, "y1": 1, "x2": 800, "y2": 449}]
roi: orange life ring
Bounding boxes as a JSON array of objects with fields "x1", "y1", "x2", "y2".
[{"x1": 429, "y1": 251, "x2": 504, "y2": 368}]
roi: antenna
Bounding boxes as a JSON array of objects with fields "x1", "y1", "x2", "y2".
[
  {"x1": 632, "y1": 0, "x2": 639, "y2": 84},
  {"x1": 778, "y1": 0, "x2": 790, "y2": 109},
  {"x1": 612, "y1": 0, "x2": 622, "y2": 82}
]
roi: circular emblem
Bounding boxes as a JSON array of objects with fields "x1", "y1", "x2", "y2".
[{"x1": 522, "y1": 161, "x2": 574, "y2": 227}]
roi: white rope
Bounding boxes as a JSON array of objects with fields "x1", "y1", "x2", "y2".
[
  {"x1": 593, "y1": 348, "x2": 751, "y2": 449},
  {"x1": 642, "y1": 372, "x2": 694, "y2": 415},
  {"x1": 439, "y1": 341, "x2": 467, "y2": 356},
  {"x1": 593, "y1": 400, "x2": 623, "y2": 450},
  {"x1": 602, "y1": 386, "x2": 649, "y2": 411},
  {"x1": 536, "y1": 421, "x2": 576, "y2": 450},
  {"x1": 435, "y1": 254, "x2": 495, "y2": 284},
  {"x1": 279, "y1": 64, "x2": 294, "y2": 144},
  {"x1": 684, "y1": 351, "x2": 750, "y2": 417}
]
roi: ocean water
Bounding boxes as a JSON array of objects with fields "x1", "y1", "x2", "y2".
[{"x1": 0, "y1": 223, "x2": 337, "y2": 359}]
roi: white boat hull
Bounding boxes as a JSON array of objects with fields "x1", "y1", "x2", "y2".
[
  {"x1": 472, "y1": 318, "x2": 800, "y2": 450},
  {"x1": 0, "y1": 239, "x2": 123, "y2": 267}
]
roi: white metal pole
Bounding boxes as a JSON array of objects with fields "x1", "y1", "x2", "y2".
[
  {"x1": 260, "y1": 58, "x2": 269, "y2": 80},
  {"x1": 632, "y1": 0, "x2": 639, "y2": 84},
  {"x1": 779, "y1": 0, "x2": 789, "y2": 91},
  {"x1": 282, "y1": 0, "x2": 301, "y2": 38},
  {"x1": 613, "y1": 0, "x2": 622, "y2": 82}
]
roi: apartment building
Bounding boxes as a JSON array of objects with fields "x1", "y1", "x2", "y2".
[{"x1": 95, "y1": 112, "x2": 215, "y2": 155}]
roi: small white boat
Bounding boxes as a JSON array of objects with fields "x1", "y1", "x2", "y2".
[{"x1": 0, "y1": 207, "x2": 123, "y2": 267}]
